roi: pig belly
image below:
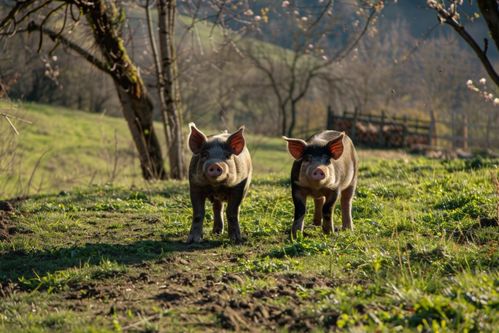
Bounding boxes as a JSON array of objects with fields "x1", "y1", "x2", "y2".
[
  {"x1": 299, "y1": 186, "x2": 333, "y2": 199},
  {"x1": 207, "y1": 187, "x2": 231, "y2": 202}
]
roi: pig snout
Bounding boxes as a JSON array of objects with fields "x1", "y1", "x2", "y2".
[
  {"x1": 205, "y1": 162, "x2": 224, "y2": 178},
  {"x1": 310, "y1": 167, "x2": 327, "y2": 181},
  {"x1": 311, "y1": 167, "x2": 326, "y2": 180}
]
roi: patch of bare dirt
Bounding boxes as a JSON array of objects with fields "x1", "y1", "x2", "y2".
[
  {"x1": 479, "y1": 217, "x2": 499, "y2": 228},
  {"x1": 0, "y1": 200, "x2": 17, "y2": 240},
  {"x1": 452, "y1": 217, "x2": 499, "y2": 244},
  {"x1": 193, "y1": 272, "x2": 340, "y2": 331},
  {"x1": 66, "y1": 282, "x2": 121, "y2": 300},
  {"x1": 59, "y1": 256, "x2": 341, "y2": 331}
]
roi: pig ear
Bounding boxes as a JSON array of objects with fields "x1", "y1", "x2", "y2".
[
  {"x1": 188, "y1": 123, "x2": 207, "y2": 154},
  {"x1": 327, "y1": 133, "x2": 344, "y2": 160},
  {"x1": 227, "y1": 126, "x2": 246, "y2": 155},
  {"x1": 283, "y1": 136, "x2": 307, "y2": 160}
]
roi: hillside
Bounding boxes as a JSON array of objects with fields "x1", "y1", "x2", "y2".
[{"x1": 0, "y1": 101, "x2": 293, "y2": 198}]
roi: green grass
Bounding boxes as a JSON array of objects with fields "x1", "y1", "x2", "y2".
[
  {"x1": 0, "y1": 102, "x2": 498, "y2": 332},
  {"x1": 0, "y1": 101, "x2": 289, "y2": 197}
]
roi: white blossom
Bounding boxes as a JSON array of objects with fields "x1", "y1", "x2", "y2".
[
  {"x1": 427, "y1": 0, "x2": 438, "y2": 9},
  {"x1": 479, "y1": 78, "x2": 486, "y2": 85},
  {"x1": 282, "y1": 1, "x2": 290, "y2": 8}
]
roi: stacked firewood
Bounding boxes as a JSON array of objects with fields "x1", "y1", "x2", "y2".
[{"x1": 332, "y1": 119, "x2": 429, "y2": 148}]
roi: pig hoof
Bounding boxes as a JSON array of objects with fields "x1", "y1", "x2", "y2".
[
  {"x1": 186, "y1": 233, "x2": 203, "y2": 244},
  {"x1": 322, "y1": 226, "x2": 333, "y2": 234},
  {"x1": 212, "y1": 227, "x2": 224, "y2": 235},
  {"x1": 229, "y1": 234, "x2": 243, "y2": 244},
  {"x1": 313, "y1": 219, "x2": 322, "y2": 226}
]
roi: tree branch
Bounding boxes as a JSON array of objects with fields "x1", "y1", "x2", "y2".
[
  {"x1": 27, "y1": 21, "x2": 112, "y2": 76},
  {"x1": 477, "y1": 0, "x2": 499, "y2": 51},
  {"x1": 432, "y1": 6, "x2": 499, "y2": 87},
  {"x1": 0, "y1": 112, "x2": 32, "y2": 135},
  {"x1": 334, "y1": 7, "x2": 378, "y2": 61}
]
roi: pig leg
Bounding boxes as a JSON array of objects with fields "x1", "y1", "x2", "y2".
[
  {"x1": 187, "y1": 189, "x2": 206, "y2": 243},
  {"x1": 340, "y1": 184, "x2": 356, "y2": 230},
  {"x1": 212, "y1": 199, "x2": 224, "y2": 235},
  {"x1": 313, "y1": 197, "x2": 325, "y2": 226},
  {"x1": 291, "y1": 188, "x2": 307, "y2": 238},
  {"x1": 322, "y1": 191, "x2": 339, "y2": 234},
  {"x1": 227, "y1": 183, "x2": 246, "y2": 243}
]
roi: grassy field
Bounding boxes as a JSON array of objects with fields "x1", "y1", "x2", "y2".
[
  {"x1": 0, "y1": 102, "x2": 498, "y2": 332},
  {"x1": 0, "y1": 101, "x2": 290, "y2": 197}
]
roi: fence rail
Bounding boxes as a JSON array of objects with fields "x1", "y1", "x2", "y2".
[
  {"x1": 327, "y1": 108, "x2": 432, "y2": 148},
  {"x1": 295, "y1": 107, "x2": 498, "y2": 150}
]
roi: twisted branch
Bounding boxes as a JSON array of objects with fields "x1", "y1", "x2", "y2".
[{"x1": 27, "y1": 21, "x2": 112, "y2": 76}]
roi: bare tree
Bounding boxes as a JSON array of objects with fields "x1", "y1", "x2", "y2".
[
  {"x1": 144, "y1": 0, "x2": 185, "y2": 179},
  {"x1": 157, "y1": 0, "x2": 185, "y2": 179},
  {"x1": 240, "y1": 1, "x2": 382, "y2": 137},
  {"x1": 0, "y1": 0, "x2": 167, "y2": 180}
]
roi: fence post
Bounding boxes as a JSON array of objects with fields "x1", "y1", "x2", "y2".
[
  {"x1": 402, "y1": 115, "x2": 408, "y2": 147},
  {"x1": 378, "y1": 111, "x2": 385, "y2": 147},
  {"x1": 430, "y1": 110, "x2": 436, "y2": 147},
  {"x1": 486, "y1": 110, "x2": 491, "y2": 149},
  {"x1": 351, "y1": 107, "x2": 358, "y2": 142},
  {"x1": 462, "y1": 113, "x2": 469, "y2": 150},
  {"x1": 327, "y1": 105, "x2": 334, "y2": 130}
]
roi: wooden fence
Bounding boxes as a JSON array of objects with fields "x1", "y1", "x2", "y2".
[
  {"x1": 325, "y1": 108, "x2": 432, "y2": 148},
  {"x1": 295, "y1": 106, "x2": 499, "y2": 150}
]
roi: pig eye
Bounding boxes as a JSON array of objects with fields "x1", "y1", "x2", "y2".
[
  {"x1": 200, "y1": 151, "x2": 209, "y2": 159},
  {"x1": 224, "y1": 152, "x2": 232, "y2": 159},
  {"x1": 303, "y1": 155, "x2": 311, "y2": 162}
]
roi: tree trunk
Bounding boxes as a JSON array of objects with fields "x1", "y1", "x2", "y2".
[
  {"x1": 157, "y1": 0, "x2": 185, "y2": 179},
  {"x1": 477, "y1": 0, "x2": 499, "y2": 51},
  {"x1": 82, "y1": 0, "x2": 166, "y2": 180},
  {"x1": 145, "y1": 0, "x2": 174, "y2": 177},
  {"x1": 287, "y1": 102, "x2": 297, "y2": 137},
  {"x1": 115, "y1": 84, "x2": 166, "y2": 179},
  {"x1": 281, "y1": 105, "x2": 287, "y2": 136}
]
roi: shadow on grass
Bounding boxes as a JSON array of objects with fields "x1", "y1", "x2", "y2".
[
  {"x1": 251, "y1": 177, "x2": 290, "y2": 187},
  {"x1": 11, "y1": 182, "x2": 192, "y2": 204},
  {"x1": 0, "y1": 238, "x2": 222, "y2": 283}
]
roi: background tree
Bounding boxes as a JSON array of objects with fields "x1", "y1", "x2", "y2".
[
  {"x1": 144, "y1": 0, "x2": 185, "y2": 179},
  {"x1": 0, "y1": 0, "x2": 167, "y2": 179},
  {"x1": 427, "y1": 0, "x2": 499, "y2": 86},
  {"x1": 240, "y1": 0, "x2": 383, "y2": 137}
]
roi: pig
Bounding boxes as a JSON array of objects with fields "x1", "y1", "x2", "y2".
[
  {"x1": 186, "y1": 123, "x2": 252, "y2": 243},
  {"x1": 283, "y1": 131, "x2": 358, "y2": 238}
]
